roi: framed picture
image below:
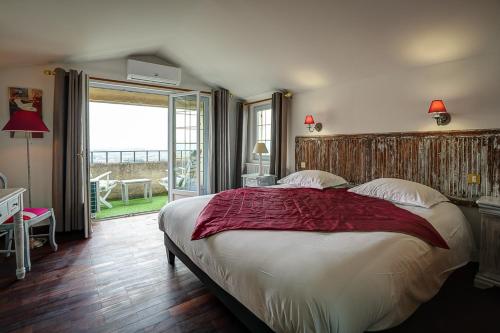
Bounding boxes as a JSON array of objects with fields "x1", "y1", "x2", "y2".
[{"x1": 8, "y1": 87, "x2": 44, "y2": 138}]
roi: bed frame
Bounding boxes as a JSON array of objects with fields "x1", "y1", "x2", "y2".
[
  {"x1": 164, "y1": 233, "x2": 274, "y2": 333},
  {"x1": 163, "y1": 129, "x2": 500, "y2": 332}
]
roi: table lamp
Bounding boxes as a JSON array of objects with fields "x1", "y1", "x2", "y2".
[
  {"x1": 2, "y1": 110, "x2": 50, "y2": 207},
  {"x1": 253, "y1": 142, "x2": 268, "y2": 176}
]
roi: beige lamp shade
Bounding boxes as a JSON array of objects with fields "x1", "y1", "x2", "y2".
[{"x1": 253, "y1": 142, "x2": 268, "y2": 154}]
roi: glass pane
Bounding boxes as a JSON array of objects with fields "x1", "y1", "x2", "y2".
[
  {"x1": 135, "y1": 151, "x2": 146, "y2": 163},
  {"x1": 160, "y1": 151, "x2": 168, "y2": 162},
  {"x1": 253, "y1": 104, "x2": 272, "y2": 160},
  {"x1": 200, "y1": 96, "x2": 210, "y2": 195},
  {"x1": 176, "y1": 128, "x2": 185, "y2": 142},
  {"x1": 147, "y1": 151, "x2": 159, "y2": 162},
  {"x1": 173, "y1": 94, "x2": 198, "y2": 192},
  {"x1": 103, "y1": 152, "x2": 114, "y2": 163},
  {"x1": 265, "y1": 109, "x2": 272, "y2": 124},
  {"x1": 122, "y1": 151, "x2": 134, "y2": 163},
  {"x1": 92, "y1": 152, "x2": 105, "y2": 164}
]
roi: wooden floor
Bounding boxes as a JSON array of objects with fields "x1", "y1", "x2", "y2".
[
  {"x1": 0, "y1": 214, "x2": 247, "y2": 333},
  {"x1": 0, "y1": 213, "x2": 499, "y2": 333}
]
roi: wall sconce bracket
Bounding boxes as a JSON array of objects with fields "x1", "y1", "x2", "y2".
[
  {"x1": 434, "y1": 113, "x2": 451, "y2": 126},
  {"x1": 308, "y1": 122, "x2": 323, "y2": 132}
]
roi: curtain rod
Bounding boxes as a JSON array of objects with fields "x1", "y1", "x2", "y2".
[
  {"x1": 243, "y1": 98, "x2": 272, "y2": 106},
  {"x1": 43, "y1": 70, "x2": 211, "y2": 94},
  {"x1": 243, "y1": 91, "x2": 292, "y2": 106},
  {"x1": 89, "y1": 77, "x2": 212, "y2": 94}
]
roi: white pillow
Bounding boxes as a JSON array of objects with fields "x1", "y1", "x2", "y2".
[
  {"x1": 278, "y1": 170, "x2": 347, "y2": 189},
  {"x1": 348, "y1": 178, "x2": 449, "y2": 208}
]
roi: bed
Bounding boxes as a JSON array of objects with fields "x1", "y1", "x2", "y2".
[{"x1": 158, "y1": 183, "x2": 474, "y2": 333}]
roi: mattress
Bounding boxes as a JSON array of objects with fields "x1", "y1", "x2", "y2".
[{"x1": 158, "y1": 187, "x2": 474, "y2": 333}]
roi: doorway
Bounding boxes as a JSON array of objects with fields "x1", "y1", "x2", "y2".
[{"x1": 87, "y1": 81, "x2": 210, "y2": 221}]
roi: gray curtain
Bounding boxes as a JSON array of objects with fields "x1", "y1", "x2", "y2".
[
  {"x1": 52, "y1": 68, "x2": 89, "y2": 233},
  {"x1": 240, "y1": 104, "x2": 249, "y2": 178},
  {"x1": 233, "y1": 101, "x2": 245, "y2": 187},
  {"x1": 269, "y1": 92, "x2": 289, "y2": 179},
  {"x1": 212, "y1": 88, "x2": 231, "y2": 192}
]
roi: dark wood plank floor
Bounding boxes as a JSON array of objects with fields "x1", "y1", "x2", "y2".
[
  {"x1": 0, "y1": 213, "x2": 499, "y2": 333},
  {"x1": 0, "y1": 214, "x2": 247, "y2": 333}
]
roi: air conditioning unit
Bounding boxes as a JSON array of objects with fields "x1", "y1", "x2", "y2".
[{"x1": 126, "y1": 59, "x2": 181, "y2": 86}]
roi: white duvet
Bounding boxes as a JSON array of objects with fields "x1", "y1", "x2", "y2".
[{"x1": 158, "y1": 188, "x2": 474, "y2": 333}]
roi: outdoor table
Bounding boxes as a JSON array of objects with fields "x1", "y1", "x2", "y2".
[{"x1": 119, "y1": 179, "x2": 153, "y2": 205}]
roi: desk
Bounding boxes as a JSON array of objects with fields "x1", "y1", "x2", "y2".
[
  {"x1": 0, "y1": 188, "x2": 26, "y2": 279},
  {"x1": 120, "y1": 179, "x2": 153, "y2": 205}
]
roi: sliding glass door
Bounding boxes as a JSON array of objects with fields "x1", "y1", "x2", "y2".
[{"x1": 168, "y1": 92, "x2": 210, "y2": 201}]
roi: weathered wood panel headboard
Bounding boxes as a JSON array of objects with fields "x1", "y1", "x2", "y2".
[{"x1": 295, "y1": 129, "x2": 500, "y2": 199}]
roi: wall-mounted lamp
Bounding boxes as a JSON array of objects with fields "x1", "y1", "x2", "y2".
[
  {"x1": 304, "y1": 115, "x2": 322, "y2": 132},
  {"x1": 428, "y1": 100, "x2": 451, "y2": 126}
]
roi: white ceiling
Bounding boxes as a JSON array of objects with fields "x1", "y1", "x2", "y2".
[{"x1": 1, "y1": 0, "x2": 499, "y2": 98}]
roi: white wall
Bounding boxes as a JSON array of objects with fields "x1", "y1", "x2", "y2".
[
  {"x1": 0, "y1": 58, "x2": 212, "y2": 208},
  {"x1": 287, "y1": 52, "x2": 500, "y2": 172},
  {"x1": 0, "y1": 65, "x2": 54, "y2": 208}
]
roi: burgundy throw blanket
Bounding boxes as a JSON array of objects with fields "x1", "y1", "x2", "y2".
[{"x1": 192, "y1": 188, "x2": 449, "y2": 249}]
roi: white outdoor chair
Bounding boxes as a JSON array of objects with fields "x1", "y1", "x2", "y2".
[
  {"x1": 90, "y1": 171, "x2": 118, "y2": 212},
  {"x1": 0, "y1": 172, "x2": 57, "y2": 271},
  {"x1": 159, "y1": 169, "x2": 168, "y2": 192}
]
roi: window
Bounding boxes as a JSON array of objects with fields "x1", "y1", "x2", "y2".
[{"x1": 254, "y1": 104, "x2": 272, "y2": 159}]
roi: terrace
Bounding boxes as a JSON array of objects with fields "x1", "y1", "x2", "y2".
[{"x1": 90, "y1": 149, "x2": 169, "y2": 220}]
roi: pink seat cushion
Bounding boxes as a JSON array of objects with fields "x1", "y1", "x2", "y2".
[{"x1": 4, "y1": 208, "x2": 50, "y2": 224}]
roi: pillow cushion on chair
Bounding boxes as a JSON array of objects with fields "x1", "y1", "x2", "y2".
[{"x1": 4, "y1": 208, "x2": 50, "y2": 224}]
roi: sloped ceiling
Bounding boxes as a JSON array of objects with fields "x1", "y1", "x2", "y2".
[{"x1": 0, "y1": 0, "x2": 499, "y2": 98}]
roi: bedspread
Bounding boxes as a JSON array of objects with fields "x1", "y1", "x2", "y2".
[{"x1": 193, "y1": 188, "x2": 448, "y2": 249}]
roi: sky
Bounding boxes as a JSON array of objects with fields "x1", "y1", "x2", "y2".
[{"x1": 89, "y1": 102, "x2": 168, "y2": 151}]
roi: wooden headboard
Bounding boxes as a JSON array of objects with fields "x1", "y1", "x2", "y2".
[{"x1": 295, "y1": 129, "x2": 500, "y2": 200}]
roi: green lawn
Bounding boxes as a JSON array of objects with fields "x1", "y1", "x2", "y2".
[{"x1": 95, "y1": 194, "x2": 168, "y2": 220}]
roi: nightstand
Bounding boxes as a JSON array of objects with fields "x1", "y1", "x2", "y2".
[
  {"x1": 241, "y1": 174, "x2": 277, "y2": 188},
  {"x1": 474, "y1": 196, "x2": 500, "y2": 289}
]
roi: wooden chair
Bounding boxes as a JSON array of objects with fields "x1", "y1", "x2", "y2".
[
  {"x1": 90, "y1": 171, "x2": 118, "y2": 212},
  {"x1": 0, "y1": 173, "x2": 9, "y2": 252},
  {"x1": 0, "y1": 173, "x2": 57, "y2": 271}
]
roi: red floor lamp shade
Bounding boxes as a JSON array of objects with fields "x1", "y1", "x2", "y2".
[
  {"x1": 2, "y1": 110, "x2": 49, "y2": 133},
  {"x1": 2, "y1": 110, "x2": 49, "y2": 208}
]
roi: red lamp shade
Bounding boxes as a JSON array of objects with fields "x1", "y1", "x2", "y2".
[
  {"x1": 2, "y1": 110, "x2": 49, "y2": 133},
  {"x1": 428, "y1": 100, "x2": 447, "y2": 114},
  {"x1": 304, "y1": 115, "x2": 315, "y2": 125}
]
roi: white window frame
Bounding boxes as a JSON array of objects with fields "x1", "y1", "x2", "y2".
[{"x1": 247, "y1": 102, "x2": 272, "y2": 163}]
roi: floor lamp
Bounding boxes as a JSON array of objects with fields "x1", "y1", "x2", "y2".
[{"x1": 2, "y1": 110, "x2": 50, "y2": 208}]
